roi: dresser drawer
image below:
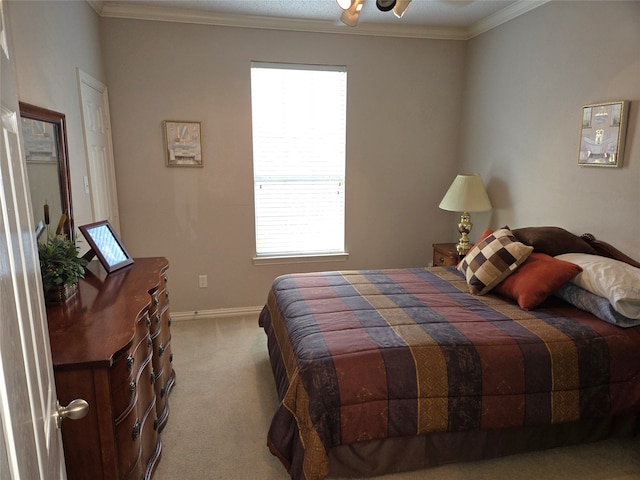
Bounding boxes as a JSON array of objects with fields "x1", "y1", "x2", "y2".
[
  {"x1": 111, "y1": 333, "x2": 153, "y2": 420},
  {"x1": 115, "y1": 355, "x2": 156, "y2": 475},
  {"x1": 139, "y1": 397, "x2": 160, "y2": 476},
  {"x1": 137, "y1": 355, "x2": 156, "y2": 419},
  {"x1": 115, "y1": 402, "x2": 142, "y2": 478}
]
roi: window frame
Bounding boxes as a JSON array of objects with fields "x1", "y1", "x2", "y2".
[{"x1": 250, "y1": 62, "x2": 349, "y2": 264}]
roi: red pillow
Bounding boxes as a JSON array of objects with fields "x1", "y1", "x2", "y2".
[{"x1": 494, "y1": 252, "x2": 582, "y2": 310}]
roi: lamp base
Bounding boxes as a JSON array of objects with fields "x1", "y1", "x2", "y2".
[{"x1": 456, "y1": 212, "x2": 473, "y2": 256}]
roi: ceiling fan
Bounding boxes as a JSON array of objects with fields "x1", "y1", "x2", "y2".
[{"x1": 337, "y1": 0, "x2": 412, "y2": 27}]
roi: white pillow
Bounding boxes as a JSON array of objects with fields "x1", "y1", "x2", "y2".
[{"x1": 555, "y1": 253, "x2": 640, "y2": 319}]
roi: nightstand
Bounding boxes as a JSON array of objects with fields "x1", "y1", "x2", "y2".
[{"x1": 432, "y1": 243, "x2": 461, "y2": 266}]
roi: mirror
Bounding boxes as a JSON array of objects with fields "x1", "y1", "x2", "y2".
[{"x1": 19, "y1": 102, "x2": 73, "y2": 241}]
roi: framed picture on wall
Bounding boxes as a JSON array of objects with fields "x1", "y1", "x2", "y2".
[
  {"x1": 578, "y1": 101, "x2": 629, "y2": 167},
  {"x1": 164, "y1": 120, "x2": 203, "y2": 167}
]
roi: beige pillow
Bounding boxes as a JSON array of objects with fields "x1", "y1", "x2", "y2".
[{"x1": 458, "y1": 228, "x2": 534, "y2": 295}]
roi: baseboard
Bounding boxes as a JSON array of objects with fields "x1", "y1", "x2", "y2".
[{"x1": 171, "y1": 306, "x2": 264, "y2": 322}]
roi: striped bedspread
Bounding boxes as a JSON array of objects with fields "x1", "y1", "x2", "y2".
[{"x1": 259, "y1": 267, "x2": 640, "y2": 480}]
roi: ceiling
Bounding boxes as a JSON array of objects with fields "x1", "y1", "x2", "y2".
[{"x1": 91, "y1": 0, "x2": 549, "y2": 40}]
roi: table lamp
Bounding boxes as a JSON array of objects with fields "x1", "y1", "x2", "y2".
[{"x1": 439, "y1": 174, "x2": 492, "y2": 256}]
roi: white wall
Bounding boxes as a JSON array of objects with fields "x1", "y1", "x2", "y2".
[
  {"x1": 100, "y1": 19, "x2": 466, "y2": 312},
  {"x1": 460, "y1": 1, "x2": 640, "y2": 259},
  {"x1": 7, "y1": 0, "x2": 105, "y2": 244}
]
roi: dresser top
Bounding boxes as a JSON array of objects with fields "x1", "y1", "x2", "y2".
[{"x1": 46, "y1": 257, "x2": 168, "y2": 368}]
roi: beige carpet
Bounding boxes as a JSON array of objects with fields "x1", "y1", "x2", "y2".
[{"x1": 153, "y1": 316, "x2": 640, "y2": 480}]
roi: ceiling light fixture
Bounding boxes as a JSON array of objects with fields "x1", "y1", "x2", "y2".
[
  {"x1": 337, "y1": 0, "x2": 412, "y2": 27},
  {"x1": 393, "y1": 0, "x2": 412, "y2": 18},
  {"x1": 339, "y1": 0, "x2": 364, "y2": 27},
  {"x1": 376, "y1": 0, "x2": 396, "y2": 12}
]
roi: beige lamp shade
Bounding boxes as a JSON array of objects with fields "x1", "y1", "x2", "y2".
[{"x1": 439, "y1": 174, "x2": 492, "y2": 213}]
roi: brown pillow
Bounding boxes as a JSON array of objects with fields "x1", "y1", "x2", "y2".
[
  {"x1": 458, "y1": 228, "x2": 533, "y2": 295},
  {"x1": 511, "y1": 226, "x2": 596, "y2": 256},
  {"x1": 494, "y1": 252, "x2": 583, "y2": 310}
]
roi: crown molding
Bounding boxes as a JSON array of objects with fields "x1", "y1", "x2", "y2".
[
  {"x1": 468, "y1": 0, "x2": 550, "y2": 39},
  {"x1": 86, "y1": 0, "x2": 104, "y2": 16},
  {"x1": 96, "y1": 2, "x2": 467, "y2": 40},
  {"x1": 94, "y1": 0, "x2": 547, "y2": 41}
]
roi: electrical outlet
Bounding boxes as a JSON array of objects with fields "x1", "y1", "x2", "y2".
[{"x1": 199, "y1": 275, "x2": 208, "y2": 288}]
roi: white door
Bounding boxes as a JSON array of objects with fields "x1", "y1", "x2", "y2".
[
  {"x1": 77, "y1": 69, "x2": 121, "y2": 234},
  {"x1": 0, "y1": 0, "x2": 66, "y2": 478}
]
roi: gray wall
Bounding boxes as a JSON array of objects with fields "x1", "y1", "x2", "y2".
[
  {"x1": 460, "y1": 1, "x2": 640, "y2": 258},
  {"x1": 100, "y1": 19, "x2": 466, "y2": 312},
  {"x1": 7, "y1": 1, "x2": 639, "y2": 314},
  {"x1": 8, "y1": 0, "x2": 106, "y2": 237}
]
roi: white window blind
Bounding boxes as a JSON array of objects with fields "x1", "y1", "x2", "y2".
[{"x1": 251, "y1": 62, "x2": 347, "y2": 257}]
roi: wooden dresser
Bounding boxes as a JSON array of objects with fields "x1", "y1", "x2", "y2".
[{"x1": 46, "y1": 257, "x2": 175, "y2": 480}]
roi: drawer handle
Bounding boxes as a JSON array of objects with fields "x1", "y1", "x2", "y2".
[
  {"x1": 161, "y1": 385, "x2": 166, "y2": 398},
  {"x1": 132, "y1": 420, "x2": 140, "y2": 441},
  {"x1": 127, "y1": 354, "x2": 134, "y2": 371},
  {"x1": 150, "y1": 370, "x2": 156, "y2": 385},
  {"x1": 153, "y1": 297, "x2": 159, "y2": 306},
  {"x1": 146, "y1": 315, "x2": 151, "y2": 327},
  {"x1": 439, "y1": 256, "x2": 445, "y2": 263},
  {"x1": 158, "y1": 344, "x2": 165, "y2": 357},
  {"x1": 147, "y1": 338, "x2": 152, "y2": 349},
  {"x1": 165, "y1": 291, "x2": 169, "y2": 299},
  {"x1": 154, "y1": 417, "x2": 159, "y2": 431},
  {"x1": 164, "y1": 275, "x2": 168, "y2": 283},
  {"x1": 156, "y1": 313, "x2": 161, "y2": 325},
  {"x1": 129, "y1": 380, "x2": 136, "y2": 395},
  {"x1": 168, "y1": 317, "x2": 172, "y2": 327},
  {"x1": 169, "y1": 352, "x2": 174, "y2": 363}
]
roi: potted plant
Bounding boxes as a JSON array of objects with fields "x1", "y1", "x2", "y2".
[{"x1": 38, "y1": 234, "x2": 88, "y2": 303}]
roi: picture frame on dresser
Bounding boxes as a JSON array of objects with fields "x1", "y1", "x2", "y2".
[
  {"x1": 578, "y1": 100, "x2": 629, "y2": 167},
  {"x1": 79, "y1": 220, "x2": 134, "y2": 273}
]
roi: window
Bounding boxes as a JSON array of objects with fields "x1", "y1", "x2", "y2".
[{"x1": 251, "y1": 62, "x2": 347, "y2": 259}]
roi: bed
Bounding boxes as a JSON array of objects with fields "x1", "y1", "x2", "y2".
[{"x1": 259, "y1": 227, "x2": 640, "y2": 480}]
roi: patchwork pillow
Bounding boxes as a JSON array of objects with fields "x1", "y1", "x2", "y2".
[
  {"x1": 511, "y1": 226, "x2": 596, "y2": 256},
  {"x1": 494, "y1": 252, "x2": 582, "y2": 310},
  {"x1": 458, "y1": 228, "x2": 533, "y2": 295},
  {"x1": 458, "y1": 227, "x2": 493, "y2": 268},
  {"x1": 556, "y1": 253, "x2": 640, "y2": 319},
  {"x1": 555, "y1": 283, "x2": 640, "y2": 328}
]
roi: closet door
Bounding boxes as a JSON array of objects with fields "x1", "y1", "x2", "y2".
[{"x1": 77, "y1": 68, "x2": 121, "y2": 234}]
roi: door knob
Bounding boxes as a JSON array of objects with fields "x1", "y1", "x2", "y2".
[{"x1": 55, "y1": 399, "x2": 89, "y2": 429}]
